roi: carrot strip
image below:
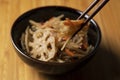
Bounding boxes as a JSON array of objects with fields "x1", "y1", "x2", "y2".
[
  {"x1": 62, "y1": 36, "x2": 69, "y2": 41},
  {"x1": 83, "y1": 42, "x2": 88, "y2": 49},
  {"x1": 65, "y1": 48, "x2": 74, "y2": 56}
]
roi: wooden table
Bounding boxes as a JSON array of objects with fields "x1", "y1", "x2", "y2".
[{"x1": 0, "y1": 0, "x2": 120, "y2": 80}]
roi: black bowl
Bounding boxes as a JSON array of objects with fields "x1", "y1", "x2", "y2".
[{"x1": 11, "y1": 6, "x2": 101, "y2": 75}]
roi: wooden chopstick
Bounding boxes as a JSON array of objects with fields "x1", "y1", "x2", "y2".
[
  {"x1": 84, "y1": 0, "x2": 109, "y2": 24},
  {"x1": 77, "y1": 0, "x2": 100, "y2": 20},
  {"x1": 72, "y1": 0, "x2": 110, "y2": 38},
  {"x1": 61, "y1": 0, "x2": 109, "y2": 51}
]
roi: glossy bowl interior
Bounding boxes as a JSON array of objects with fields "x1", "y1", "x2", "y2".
[{"x1": 11, "y1": 6, "x2": 101, "y2": 75}]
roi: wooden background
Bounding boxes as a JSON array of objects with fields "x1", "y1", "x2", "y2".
[{"x1": 0, "y1": 0, "x2": 120, "y2": 80}]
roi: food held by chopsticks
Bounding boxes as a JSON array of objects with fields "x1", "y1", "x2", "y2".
[{"x1": 20, "y1": 15, "x2": 94, "y2": 63}]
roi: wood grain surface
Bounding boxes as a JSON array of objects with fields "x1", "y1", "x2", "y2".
[{"x1": 0, "y1": 0, "x2": 120, "y2": 80}]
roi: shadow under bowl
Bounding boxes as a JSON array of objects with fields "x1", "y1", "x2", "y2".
[{"x1": 11, "y1": 6, "x2": 101, "y2": 75}]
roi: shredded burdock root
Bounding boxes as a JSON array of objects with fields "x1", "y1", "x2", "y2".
[{"x1": 21, "y1": 15, "x2": 94, "y2": 63}]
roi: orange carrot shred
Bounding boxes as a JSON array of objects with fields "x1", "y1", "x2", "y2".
[
  {"x1": 65, "y1": 48, "x2": 74, "y2": 56},
  {"x1": 62, "y1": 36, "x2": 69, "y2": 41}
]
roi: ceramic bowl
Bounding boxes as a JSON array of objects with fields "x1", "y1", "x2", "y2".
[{"x1": 11, "y1": 6, "x2": 101, "y2": 75}]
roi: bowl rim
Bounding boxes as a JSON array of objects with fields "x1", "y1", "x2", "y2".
[{"x1": 11, "y1": 5, "x2": 101, "y2": 65}]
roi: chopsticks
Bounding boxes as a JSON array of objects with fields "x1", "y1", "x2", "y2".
[
  {"x1": 77, "y1": 0, "x2": 100, "y2": 20},
  {"x1": 61, "y1": 0, "x2": 109, "y2": 51}
]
